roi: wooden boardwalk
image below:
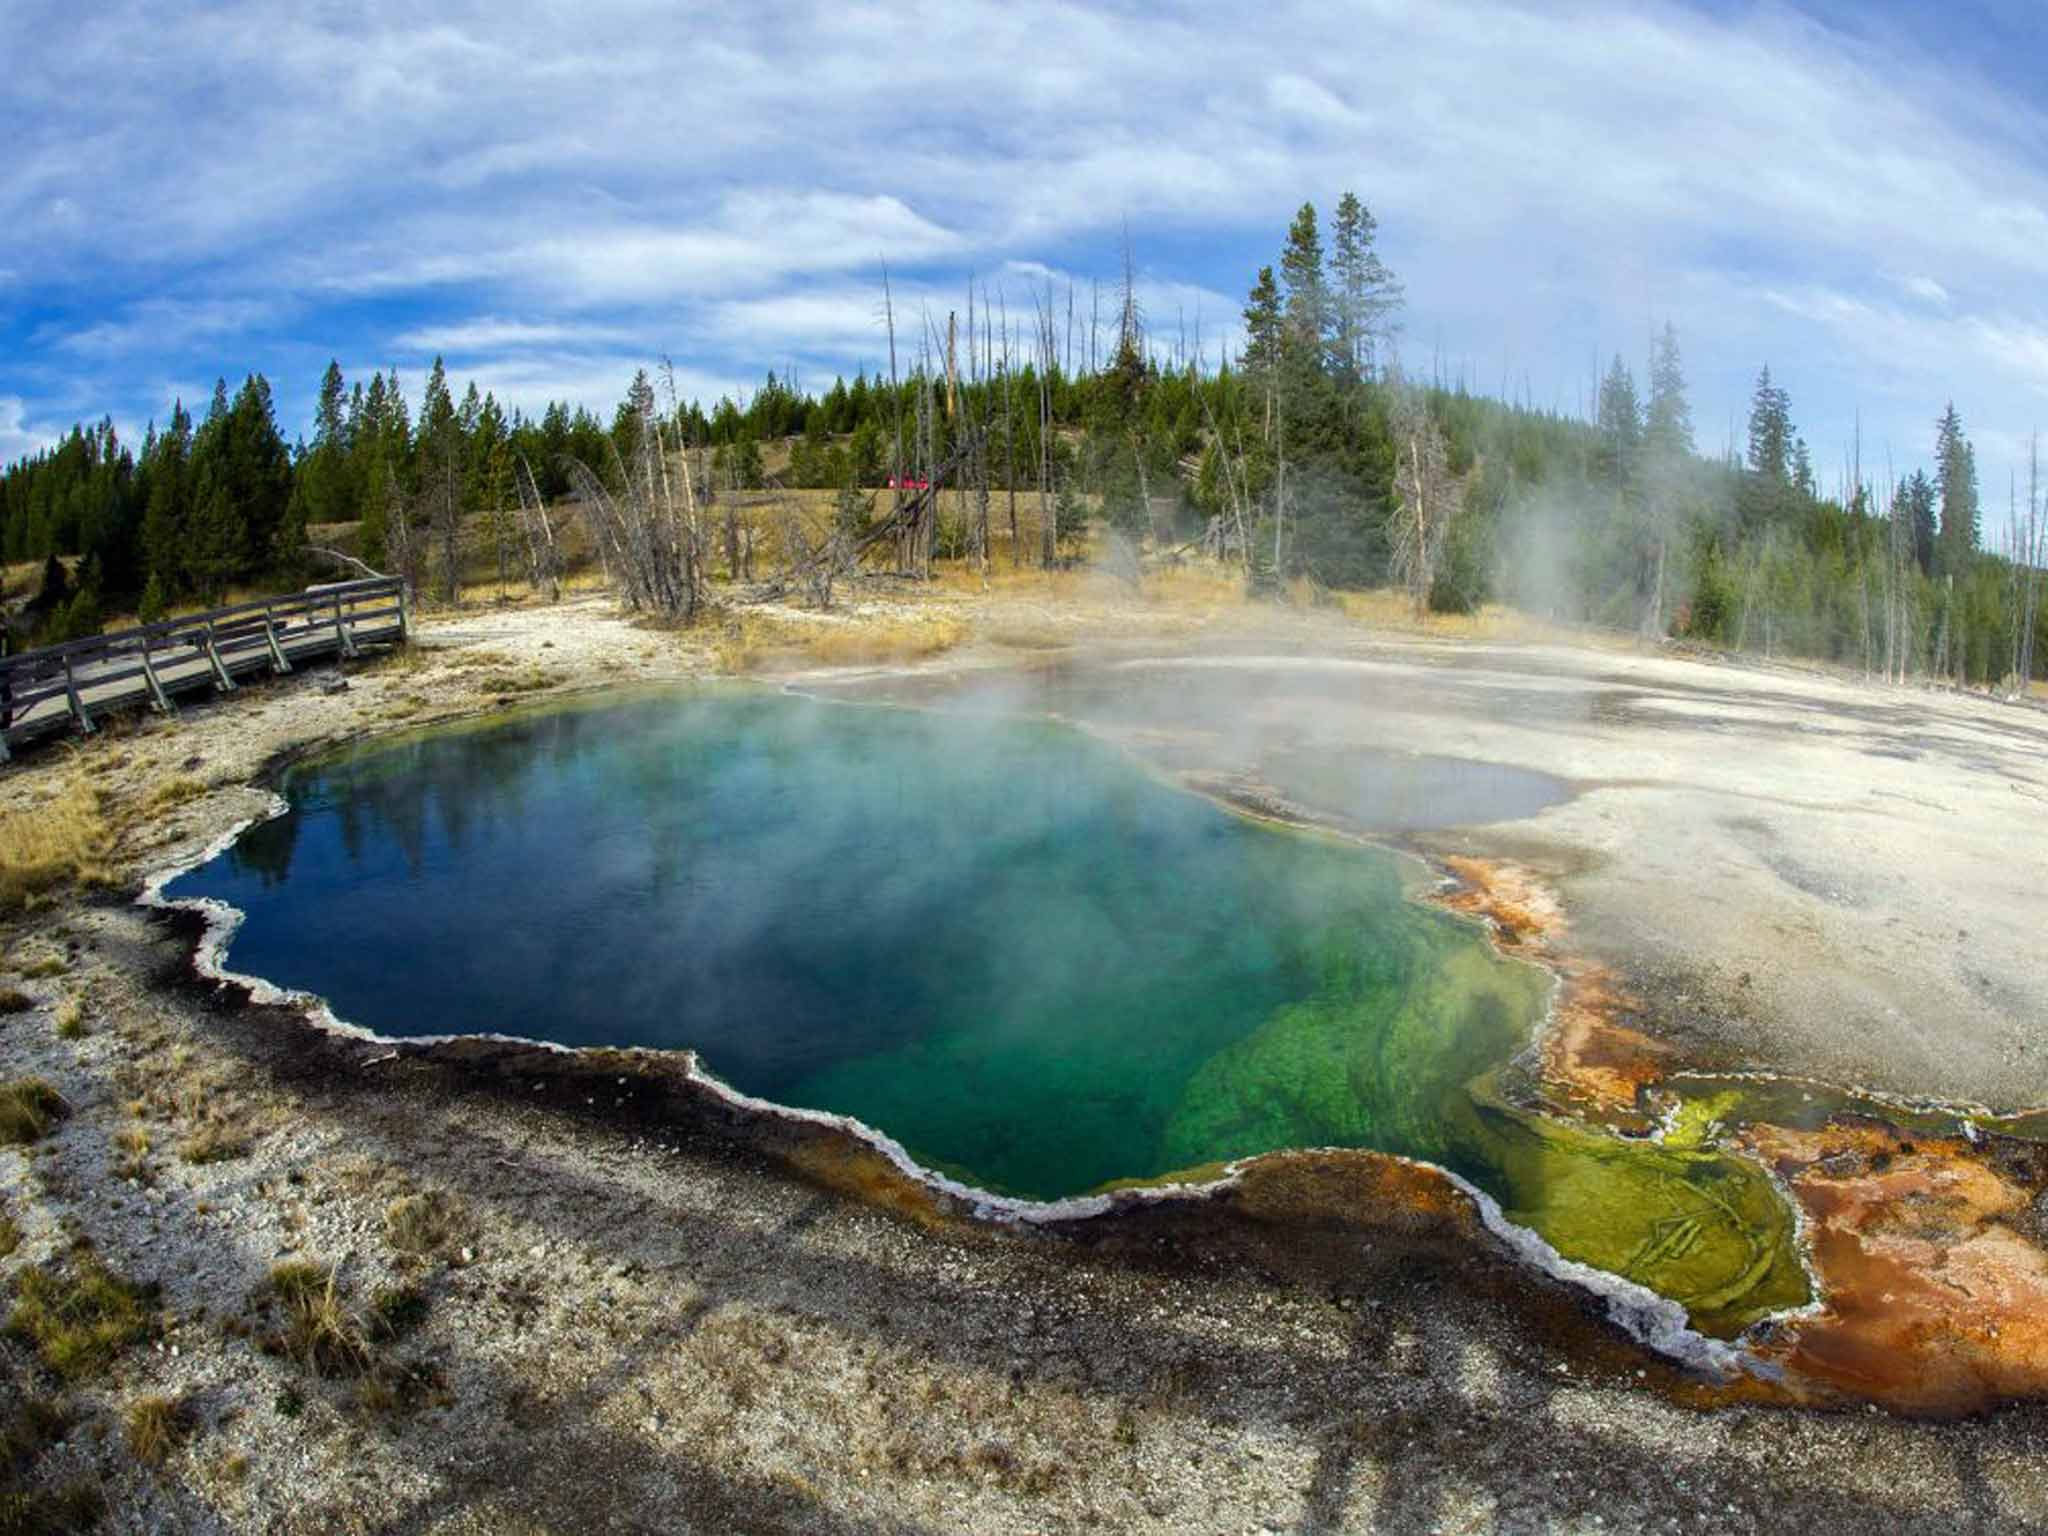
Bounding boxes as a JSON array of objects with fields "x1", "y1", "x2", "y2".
[{"x1": 0, "y1": 577, "x2": 406, "y2": 762}]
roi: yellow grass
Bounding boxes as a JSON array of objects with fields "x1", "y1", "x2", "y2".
[
  {"x1": 0, "y1": 774, "x2": 116, "y2": 912},
  {"x1": 713, "y1": 611, "x2": 967, "y2": 673},
  {"x1": 144, "y1": 774, "x2": 207, "y2": 811}
]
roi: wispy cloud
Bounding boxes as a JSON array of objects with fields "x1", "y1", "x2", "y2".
[
  {"x1": 38, "y1": 299, "x2": 275, "y2": 359},
  {"x1": 388, "y1": 318, "x2": 637, "y2": 356}
]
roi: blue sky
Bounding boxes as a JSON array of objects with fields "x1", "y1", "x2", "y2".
[{"x1": 3, "y1": 0, "x2": 2044, "y2": 528}]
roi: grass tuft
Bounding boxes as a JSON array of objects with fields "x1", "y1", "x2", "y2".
[
  {"x1": 0, "y1": 991, "x2": 31, "y2": 1016},
  {"x1": 266, "y1": 1261, "x2": 369, "y2": 1377},
  {"x1": 367, "y1": 1283, "x2": 430, "y2": 1342},
  {"x1": 0, "y1": 1081, "x2": 67, "y2": 1146},
  {"x1": 6, "y1": 1248, "x2": 155, "y2": 1380},
  {"x1": 52, "y1": 999, "x2": 85, "y2": 1041},
  {"x1": 0, "y1": 1215, "x2": 17, "y2": 1259},
  {"x1": 382, "y1": 1191, "x2": 463, "y2": 1256},
  {"x1": 123, "y1": 1394, "x2": 189, "y2": 1467},
  {"x1": 113, "y1": 1127, "x2": 151, "y2": 1184}
]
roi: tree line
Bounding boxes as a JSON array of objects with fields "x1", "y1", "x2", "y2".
[{"x1": 3, "y1": 195, "x2": 2042, "y2": 685}]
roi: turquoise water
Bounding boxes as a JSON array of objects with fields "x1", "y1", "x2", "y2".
[{"x1": 167, "y1": 687, "x2": 1808, "y2": 1333}]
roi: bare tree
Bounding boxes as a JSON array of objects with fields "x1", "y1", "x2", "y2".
[
  {"x1": 512, "y1": 456, "x2": 562, "y2": 602},
  {"x1": 1388, "y1": 380, "x2": 1455, "y2": 621},
  {"x1": 561, "y1": 384, "x2": 705, "y2": 623},
  {"x1": 384, "y1": 472, "x2": 425, "y2": 602},
  {"x1": 2020, "y1": 433, "x2": 2043, "y2": 692}
]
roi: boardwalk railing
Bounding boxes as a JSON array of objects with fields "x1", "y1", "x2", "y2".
[{"x1": 0, "y1": 576, "x2": 406, "y2": 762}]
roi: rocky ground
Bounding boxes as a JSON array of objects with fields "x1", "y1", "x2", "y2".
[{"x1": 4, "y1": 576, "x2": 2048, "y2": 1533}]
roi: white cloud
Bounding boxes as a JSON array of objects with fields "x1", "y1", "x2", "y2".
[
  {"x1": 0, "y1": 397, "x2": 54, "y2": 463},
  {"x1": 3, "y1": 0, "x2": 2046, "y2": 498}
]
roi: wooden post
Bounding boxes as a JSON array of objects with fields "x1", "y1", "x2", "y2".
[
  {"x1": 62, "y1": 655, "x2": 95, "y2": 735},
  {"x1": 334, "y1": 590, "x2": 358, "y2": 658},
  {"x1": 203, "y1": 623, "x2": 235, "y2": 692},
  {"x1": 137, "y1": 635, "x2": 175, "y2": 715},
  {"x1": 262, "y1": 604, "x2": 292, "y2": 674}
]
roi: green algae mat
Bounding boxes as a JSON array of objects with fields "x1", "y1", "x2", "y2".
[{"x1": 167, "y1": 687, "x2": 1807, "y2": 1336}]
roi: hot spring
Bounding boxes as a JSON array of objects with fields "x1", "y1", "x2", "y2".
[{"x1": 164, "y1": 687, "x2": 1808, "y2": 1338}]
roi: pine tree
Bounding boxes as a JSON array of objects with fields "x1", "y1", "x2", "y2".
[
  {"x1": 1745, "y1": 366, "x2": 1792, "y2": 482},
  {"x1": 1241, "y1": 266, "x2": 1283, "y2": 377},
  {"x1": 1904, "y1": 469, "x2": 1937, "y2": 574},
  {"x1": 1640, "y1": 324, "x2": 1693, "y2": 637},
  {"x1": 1644, "y1": 323, "x2": 1693, "y2": 460},
  {"x1": 1934, "y1": 402, "x2": 1979, "y2": 576},
  {"x1": 1329, "y1": 192, "x2": 1402, "y2": 380},
  {"x1": 1277, "y1": 202, "x2": 1328, "y2": 366},
  {"x1": 1596, "y1": 356, "x2": 1642, "y2": 484},
  {"x1": 415, "y1": 358, "x2": 463, "y2": 601},
  {"x1": 141, "y1": 400, "x2": 192, "y2": 596}
]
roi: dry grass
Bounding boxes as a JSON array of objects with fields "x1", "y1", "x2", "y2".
[
  {"x1": 0, "y1": 1080, "x2": 67, "y2": 1146},
  {"x1": 0, "y1": 991, "x2": 30, "y2": 1017},
  {"x1": 382, "y1": 1190, "x2": 465, "y2": 1256},
  {"x1": 801, "y1": 617, "x2": 966, "y2": 666},
  {"x1": 52, "y1": 998, "x2": 84, "y2": 1040},
  {"x1": 713, "y1": 610, "x2": 966, "y2": 673},
  {"x1": 0, "y1": 777, "x2": 115, "y2": 913},
  {"x1": 123, "y1": 1394, "x2": 189, "y2": 1466},
  {"x1": 113, "y1": 1126, "x2": 151, "y2": 1183},
  {"x1": 5, "y1": 1246, "x2": 154, "y2": 1380},
  {"x1": 143, "y1": 775, "x2": 207, "y2": 812},
  {"x1": 119, "y1": 1043, "x2": 264, "y2": 1165},
  {"x1": 177, "y1": 1112, "x2": 252, "y2": 1166},
  {"x1": 265, "y1": 1261, "x2": 369, "y2": 1377},
  {"x1": 474, "y1": 665, "x2": 559, "y2": 697},
  {"x1": 0, "y1": 1214, "x2": 17, "y2": 1258},
  {"x1": 12, "y1": 956, "x2": 68, "y2": 981}
]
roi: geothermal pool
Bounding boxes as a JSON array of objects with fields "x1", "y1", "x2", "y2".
[{"x1": 166, "y1": 688, "x2": 1808, "y2": 1336}]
